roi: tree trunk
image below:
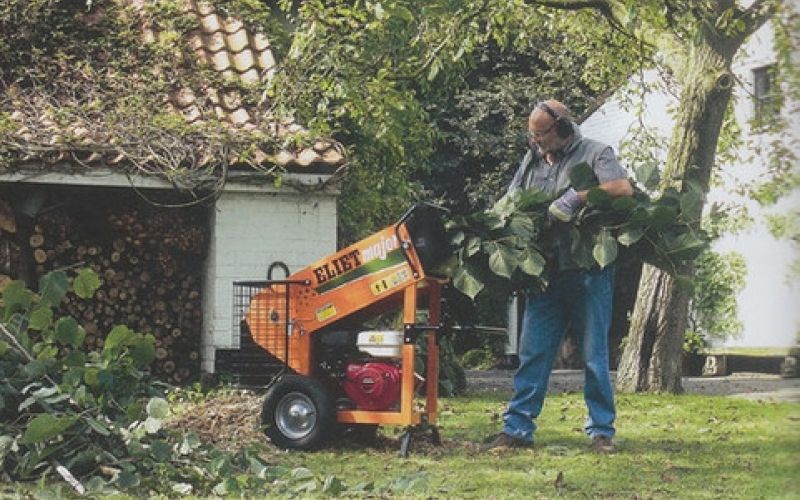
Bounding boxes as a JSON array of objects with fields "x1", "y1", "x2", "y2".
[
  {"x1": 617, "y1": 35, "x2": 742, "y2": 392},
  {"x1": 616, "y1": 265, "x2": 691, "y2": 392}
]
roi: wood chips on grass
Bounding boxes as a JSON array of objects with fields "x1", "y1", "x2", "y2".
[
  {"x1": 165, "y1": 391, "x2": 268, "y2": 452},
  {"x1": 165, "y1": 390, "x2": 474, "y2": 456}
]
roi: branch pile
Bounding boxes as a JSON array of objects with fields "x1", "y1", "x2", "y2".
[{"x1": 445, "y1": 164, "x2": 708, "y2": 299}]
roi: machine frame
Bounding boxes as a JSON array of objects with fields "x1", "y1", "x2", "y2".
[{"x1": 234, "y1": 204, "x2": 448, "y2": 454}]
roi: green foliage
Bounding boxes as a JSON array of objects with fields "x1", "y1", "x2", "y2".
[
  {"x1": 0, "y1": 270, "x2": 163, "y2": 481},
  {"x1": 267, "y1": 0, "x2": 638, "y2": 244},
  {"x1": 765, "y1": 210, "x2": 800, "y2": 283},
  {"x1": 688, "y1": 250, "x2": 746, "y2": 342},
  {"x1": 445, "y1": 173, "x2": 708, "y2": 300},
  {"x1": 0, "y1": 271, "x2": 359, "y2": 495},
  {"x1": 416, "y1": 334, "x2": 467, "y2": 397},
  {"x1": 461, "y1": 346, "x2": 498, "y2": 369},
  {"x1": 683, "y1": 330, "x2": 706, "y2": 354}
]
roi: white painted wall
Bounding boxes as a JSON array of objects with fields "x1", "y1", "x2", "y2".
[
  {"x1": 200, "y1": 186, "x2": 338, "y2": 372},
  {"x1": 581, "y1": 21, "x2": 800, "y2": 348}
]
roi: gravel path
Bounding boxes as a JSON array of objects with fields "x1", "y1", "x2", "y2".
[{"x1": 466, "y1": 369, "x2": 800, "y2": 402}]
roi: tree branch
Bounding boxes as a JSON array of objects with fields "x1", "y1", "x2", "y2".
[
  {"x1": 736, "y1": 0, "x2": 776, "y2": 38},
  {"x1": 524, "y1": 0, "x2": 612, "y2": 12},
  {"x1": 523, "y1": 0, "x2": 615, "y2": 23},
  {"x1": 522, "y1": 0, "x2": 638, "y2": 46}
]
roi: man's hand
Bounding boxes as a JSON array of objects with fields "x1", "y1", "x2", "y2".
[{"x1": 548, "y1": 188, "x2": 583, "y2": 222}]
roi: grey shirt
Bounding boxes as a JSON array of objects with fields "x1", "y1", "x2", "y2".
[
  {"x1": 508, "y1": 123, "x2": 627, "y2": 196},
  {"x1": 507, "y1": 123, "x2": 628, "y2": 270}
]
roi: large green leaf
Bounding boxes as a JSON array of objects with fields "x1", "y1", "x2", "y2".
[
  {"x1": 634, "y1": 162, "x2": 660, "y2": 190},
  {"x1": 489, "y1": 194, "x2": 517, "y2": 219},
  {"x1": 515, "y1": 189, "x2": 551, "y2": 211},
  {"x1": 568, "y1": 162, "x2": 597, "y2": 190},
  {"x1": 38, "y1": 272, "x2": 69, "y2": 307},
  {"x1": 22, "y1": 359, "x2": 48, "y2": 378},
  {"x1": 27, "y1": 306, "x2": 53, "y2": 331},
  {"x1": 2, "y1": 280, "x2": 33, "y2": 321},
  {"x1": 146, "y1": 397, "x2": 170, "y2": 419},
  {"x1": 21, "y1": 414, "x2": 78, "y2": 444},
  {"x1": 611, "y1": 196, "x2": 637, "y2": 211},
  {"x1": 518, "y1": 248, "x2": 545, "y2": 277},
  {"x1": 666, "y1": 232, "x2": 708, "y2": 261},
  {"x1": 487, "y1": 243, "x2": 518, "y2": 278},
  {"x1": 586, "y1": 187, "x2": 612, "y2": 208},
  {"x1": 679, "y1": 190, "x2": 704, "y2": 219},
  {"x1": 104, "y1": 325, "x2": 134, "y2": 350},
  {"x1": 73, "y1": 268, "x2": 101, "y2": 299},
  {"x1": 508, "y1": 214, "x2": 536, "y2": 240},
  {"x1": 569, "y1": 226, "x2": 595, "y2": 269},
  {"x1": 470, "y1": 212, "x2": 504, "y2": 230},
  {"x1": 63, "y1": 350, "x2": 86, "y2": 367},
  {"x1": 648, "y1": 205, "x2": 679, "y2": 229},
  {"x1": 618, "y1": 227, "x2": 645, "y2": 246},
  {"x1": 54, "y1": 317, "x2": 85, "y2": 348},
  {"x1": 465, "y1": 236, "x2": 481, "y2": 257},
  {"x1": 130, "y1": 336, "x2": 155, "y2": 367},
  {"x1": 593, "y1": 229, "x2": 618, "y2": 268},
  {"x1": 452, "y1": 265, "x2": 484, "y2": 300}
]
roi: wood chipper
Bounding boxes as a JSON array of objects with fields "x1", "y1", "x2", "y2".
[{"x1": 232, "y1": 204, "x2": 450, "y2": 454}]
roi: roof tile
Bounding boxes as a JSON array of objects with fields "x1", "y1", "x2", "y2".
[{"x1": 4, "y1": 0, "x2": 344, "y2": 173}]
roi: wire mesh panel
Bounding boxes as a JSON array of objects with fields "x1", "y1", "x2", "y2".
[
  {"x1": 233, "y1": 281, "x2": 266, "y2": 347},
  {"x1": 232, "y1": 280, "x2": 291, "y2": 363}
]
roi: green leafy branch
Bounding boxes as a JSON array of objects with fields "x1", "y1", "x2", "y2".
[{"x1": 444, "y1": 163, "x2": 709, "y2": 300}]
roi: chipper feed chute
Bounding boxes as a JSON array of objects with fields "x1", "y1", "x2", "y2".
[{"x1": 237, "y1": 204, "x2": 450, "y2": 454}]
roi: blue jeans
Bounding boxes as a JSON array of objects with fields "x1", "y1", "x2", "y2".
[{"x1": 502, "y1": 266, "x2": 616, "y2": 442}]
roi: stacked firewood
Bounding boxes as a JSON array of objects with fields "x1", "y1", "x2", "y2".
[
  {"x1": 0, "y1": 198, "x2": 20, "y2": 285},
  {"x1": 29, "y1": 205, "x2": 206, "y2": 384}
]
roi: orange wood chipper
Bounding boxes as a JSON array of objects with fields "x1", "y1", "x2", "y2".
[{"x1": 233, "y1": 204, "x2": 450, "y2": 454}]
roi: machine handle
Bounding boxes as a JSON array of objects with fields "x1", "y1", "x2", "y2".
[{"x1": 267, "y1": 261, "x2": 290, "y2": 280}]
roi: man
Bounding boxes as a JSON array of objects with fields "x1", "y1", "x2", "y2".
[{"x1": 484, "y1": 99, "x2": 633, "y2": 453}]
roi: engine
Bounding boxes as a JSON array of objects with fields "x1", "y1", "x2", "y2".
[
  {"x1": 315, "y1": 330, "x2": 407, "y2": 411},
  {"x1": 342, "y1": 362, "x2": 401, "y2": 411}
]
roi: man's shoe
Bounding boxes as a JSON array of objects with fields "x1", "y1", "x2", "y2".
[
  {"x1": 481, "y1": 432, "x2": 532, "y2": 451},
  {"x1": 590, "y1": 435, "x2": 616, "y2": 453}
]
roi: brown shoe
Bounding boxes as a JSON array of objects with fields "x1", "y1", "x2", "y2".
[
  {"x1": 481, "y1": 432, "x2": 532, "y2": 451},
  {"x1": 590, "y1": 435, "x2": 616, "y2": 453}
]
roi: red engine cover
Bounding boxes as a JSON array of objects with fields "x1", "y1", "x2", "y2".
[{"x1": 342, "y1": 362, "x2": 401, "y2": 411}]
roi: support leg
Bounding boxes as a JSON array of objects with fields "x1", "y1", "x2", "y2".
[{"x1": 398, "y1": 428, "x2": 412, "y2": 458}]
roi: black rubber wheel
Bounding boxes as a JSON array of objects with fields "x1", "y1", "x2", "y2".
[{"x1": 260, "y1": 375, "x2": 334, "y2": 450}]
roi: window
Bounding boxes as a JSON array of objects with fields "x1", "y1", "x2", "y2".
[{"x1": 752, "y1": 65, "x2": 780, "y2": 128}]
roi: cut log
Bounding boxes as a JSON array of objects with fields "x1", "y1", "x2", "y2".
[
  {"x1": 29, "y1": 234, "x2": 45, "y2": 248},
  {"x1": 33, "y1": 248, "x2": 47, "y2": 264}
]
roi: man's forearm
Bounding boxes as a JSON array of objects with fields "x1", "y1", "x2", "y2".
[{"x1": 576, "y1": 178, "x2": 633, "y2": 202}]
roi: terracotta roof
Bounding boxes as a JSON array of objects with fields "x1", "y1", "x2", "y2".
[{"x1": 3, "y1": 0, "x2": 345, "y2": 174}]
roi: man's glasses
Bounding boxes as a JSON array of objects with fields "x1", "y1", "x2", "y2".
[{"x1": 527, "y1": 121, "x2": 556, "y2": 140}]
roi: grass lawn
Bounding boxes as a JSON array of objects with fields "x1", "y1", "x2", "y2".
[
  {"x1": 280, "y1": 391, "x2": 799, "y2": 499},
  {"x1": 3, "y1": 390, "x2": 797, "y2": 498}
]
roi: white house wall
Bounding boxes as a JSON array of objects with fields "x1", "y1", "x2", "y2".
[
  {"x1": 201, "y1": 189, "x2": 337, "y2": 372},
  {"x1": 581, "y1": 20, "x2": 800, "y2": 348}
]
